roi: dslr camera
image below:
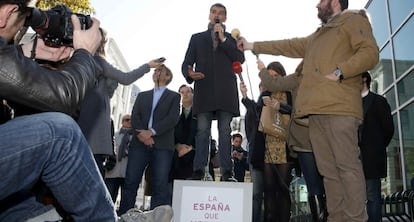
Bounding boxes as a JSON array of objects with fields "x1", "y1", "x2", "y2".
[{"x1": 25, "y1": 5, "x2": 92, "y2": 47}]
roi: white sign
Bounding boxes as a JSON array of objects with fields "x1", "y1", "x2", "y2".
[{"x1": 172, "y1": 180, "x2": 252, "y2": 222}]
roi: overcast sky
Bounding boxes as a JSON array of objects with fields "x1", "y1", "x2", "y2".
[{"x1": 90, "y1": 0, "x2": 367, "y2": 100}]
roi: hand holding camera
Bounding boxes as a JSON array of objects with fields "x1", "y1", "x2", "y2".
[{"x1": 71, "y1": 15, "x2": 101, "y2": 55}]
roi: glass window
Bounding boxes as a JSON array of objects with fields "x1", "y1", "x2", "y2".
[
  {"x1": 387, "y1": 114, "x2": 403, "y2": 193},
  {"x1": 388, "y1": 0, "x2": 414, "y2": 33},
  {"x1": 384, "y1": 88, "x2": 396, "y2": 112},
  {"x1": 371, "y1": 43, "x2": 394, "y2": 94},
  {"x1": 397, "y1": 69, "x2": 414, "y2": 105},
  {"x1": 393, "y1": 16, "x2": 414, "y2": 78},
  {"x1": 367, "y1": 0, "x2": 389, "y2": 48},
  {"x1": 402, "y1": 102, "x2": 414, "y2": 190}
]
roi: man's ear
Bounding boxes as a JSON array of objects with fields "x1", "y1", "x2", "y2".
[{"x1": 0, "y1": 4, "x2": 18, "y2": 28}]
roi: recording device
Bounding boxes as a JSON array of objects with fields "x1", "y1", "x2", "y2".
[
  {"x1": 232, "y1": 61, "x2": 244, "y2": 82},
  {"x1": 24, "y1": 5, "x2": 92, "y2": 47},
  {"x1": 157, "y1": 57, "x2": 166, "y2": 63}
]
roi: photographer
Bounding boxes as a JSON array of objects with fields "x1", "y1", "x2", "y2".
[
  {"x1": 0, "y1": 0, "x2": 116, "y2": 221},
  {"x1": 231, "y1": 133, "x2": 249, "y2": 182}
]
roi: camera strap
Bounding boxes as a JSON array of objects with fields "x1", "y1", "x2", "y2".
[{"x1": 30, "y1": 35, "x2": 38, "y2": 60}]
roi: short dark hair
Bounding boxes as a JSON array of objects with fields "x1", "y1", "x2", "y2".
[
  {"x1": 232, "y1": 133, "x2": 243, "y2": 140},
  {"x1": 361, "y1": 71, "x2": 371, "y2": 89},
  {"x1": 210, "y1": 3, "x2": 226, "y2": 16},
  {"x1": 0, "y1": 0, "x2": 30, "y2": 8},
  {"x1": 178, "y1": 84, "x2": 193, "y2": 93},
  {"x1": 339, "y1": 0, "x2": 348, "y2": 11}
]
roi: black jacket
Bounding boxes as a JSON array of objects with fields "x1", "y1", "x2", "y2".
[
  {"x1": 0, "y1": 37, "x2": 101, "y2": 122},
  {"x1": 130, "y1": 88, "x2": 181, "y2": 150},
  {"x1": 181, "y1": 29, "x2": 245, "y2": 117},
  {"x1": 359, "y1": 91, "x2": 394, "y2": 179}
]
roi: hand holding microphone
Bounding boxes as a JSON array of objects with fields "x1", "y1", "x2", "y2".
[
  {"x1": 256, "y1": 58, "x2": 265, "y2": 71},
  {"x1": 214, "y1": 18, "x2": 220, "y2": 40}
]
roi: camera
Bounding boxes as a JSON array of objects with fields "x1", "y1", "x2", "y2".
[{"x1": 25, "y1": 5, "x2": 92, "y2": 47}]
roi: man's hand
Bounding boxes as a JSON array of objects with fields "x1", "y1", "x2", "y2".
[
  {"x1": 21, "y1": 38, "x2": 73, "y2": 61},
  {"x1": 232, "y1": 150, "x2": 243, "y2": 160},
  {"x1": 188, "y1": 66, "x2": 205, "y2": 80},
  {"x1": 176, "y1": 144, "x2": 193, "y2": 157},
  {"x1": 71, "y1": 15, "x2": 101, "y2": 54},
  {"x1": 325, "y1": 72, "x2": 340, "y2": 81},
  {"x1": 213, "y1": 23, "x2": 225, "y2": 41},
  {"x1": 237, "y1": 36, "x2": 253, "y2": 51},
  {"x1": 142, "y1": 137, "x2": 155, "y2": 147},
  {"x1": 136, "y1": 129, "x2": 154, "y2": 147}
]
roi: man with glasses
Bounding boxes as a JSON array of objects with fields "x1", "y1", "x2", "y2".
[{"x1": 0, "y1": 0, "x2": 116, "y2": 221}]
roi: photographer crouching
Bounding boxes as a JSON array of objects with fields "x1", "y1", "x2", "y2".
[{"x1": 0, "y1": 0, "x2": 118, "y2": 221}]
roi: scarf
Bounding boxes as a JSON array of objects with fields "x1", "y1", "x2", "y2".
[{"x1": 118, "y1": 127, "x2": 134, "y2": 161}]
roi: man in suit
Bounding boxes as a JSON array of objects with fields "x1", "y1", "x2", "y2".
[
  {"x1": 359, "y1": 71, "x2": 394, "y2": 222},
  {"x1": 181, "y1": 3, "x2": 245, "y2": 181},
  {"x1": 119, "y1": 64, "x2": 180, "y2": 214}
]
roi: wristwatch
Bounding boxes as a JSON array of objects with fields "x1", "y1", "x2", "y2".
[{"x1": 335, "y1": 68, "x2": 344, "y2": 81}]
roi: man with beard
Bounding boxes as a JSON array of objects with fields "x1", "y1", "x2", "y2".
[{"x1": 238, "y1": 0, "x2": 379, "y2": 221}]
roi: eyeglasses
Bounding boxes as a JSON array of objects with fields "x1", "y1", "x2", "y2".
[{"x1": 123, "y1": 118, "x2": 131, "y2": 122}]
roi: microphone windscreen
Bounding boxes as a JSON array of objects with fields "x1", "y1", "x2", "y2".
[
  {"x1": 231, "y1": 28, "x2": 240, "y2": 40},
  {"x1": 232, "y1": 61, "x2": 242, "y2": 74}
]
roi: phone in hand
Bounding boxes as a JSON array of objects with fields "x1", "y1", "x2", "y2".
[
  {"x1": 157, "y1": 57, "x2": 166, "y2": 62},
  {"x1": 262, "y1": 96, "x2": 270, "y2": 102}
]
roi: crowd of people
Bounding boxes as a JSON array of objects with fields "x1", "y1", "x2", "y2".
[{"x1": 0, "y1": 0, "x2": 395, "y2": 222}]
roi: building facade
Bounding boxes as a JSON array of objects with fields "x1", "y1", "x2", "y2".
[
  {"x1": 105, "y1": 38, "x2": 140, "y2": 129},
  {"x1": 366, "y1": 0, "x2": 414, "y2": 193}
]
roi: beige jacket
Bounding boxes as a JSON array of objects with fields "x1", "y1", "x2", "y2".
[{"x1": 253, "y1": 10, "x2": 379, "y2": 120}]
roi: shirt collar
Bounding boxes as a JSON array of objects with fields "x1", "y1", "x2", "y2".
[{"x1": 361, "y1": 90, "x2": 369, "y2": 98}]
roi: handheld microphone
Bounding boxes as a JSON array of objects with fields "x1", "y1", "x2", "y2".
[
  {"x1": 214, "y1": 18, "x2": 220, "y2": 40},
  {"x1": 232, "y1": 61, "x2": 244, "y2": 82}
]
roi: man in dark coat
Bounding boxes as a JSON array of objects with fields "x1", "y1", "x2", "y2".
[
  {"x1": 170, "y1": 84, "x2": 197, "y2": 180},
  {"x1": 359, "y1": 71, "x2": 394, "y2": 222},
  {"x1": 181, "y1": 3, "x2": 245, "y2": 181}
]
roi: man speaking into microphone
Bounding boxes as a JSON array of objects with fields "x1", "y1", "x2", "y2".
[{"x1": 181, "y1": 3, "x2": 245, "y2": 182}]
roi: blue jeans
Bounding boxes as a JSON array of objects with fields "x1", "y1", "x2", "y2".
[
  {"x1": 366, "y1": 179, "x2": 382, "y2": 222},
  {"x1": 194, "y1": 111, "x2": 233, "y2": 174},
  {"x1": 298, "y1": 152, "x2": 325, "y2": 196},
  {"x1": 119, "y1": 146, "x2": 173, "y2": 214},
  {"x1": 250, "y1": 165, "x2": 264, "y2": 222},
  {"x1": 0, "y1": 112, "x2": 115, "y2": 221}
]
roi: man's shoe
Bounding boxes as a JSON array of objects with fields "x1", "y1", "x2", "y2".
[
  {"x1": 188, "y1": 169, "x2": 204, "y2": 180},
  {"x1": 221, "y1": 171, "x2": 238, "y2": 182}
]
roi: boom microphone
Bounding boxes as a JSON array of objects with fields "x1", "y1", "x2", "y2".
[
  {"x1": 232, "y1": 61, "x2": 244, "y2": 82},
  {"x1": 231, "y1": 28, "x2": 240, "y2": 40}
]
